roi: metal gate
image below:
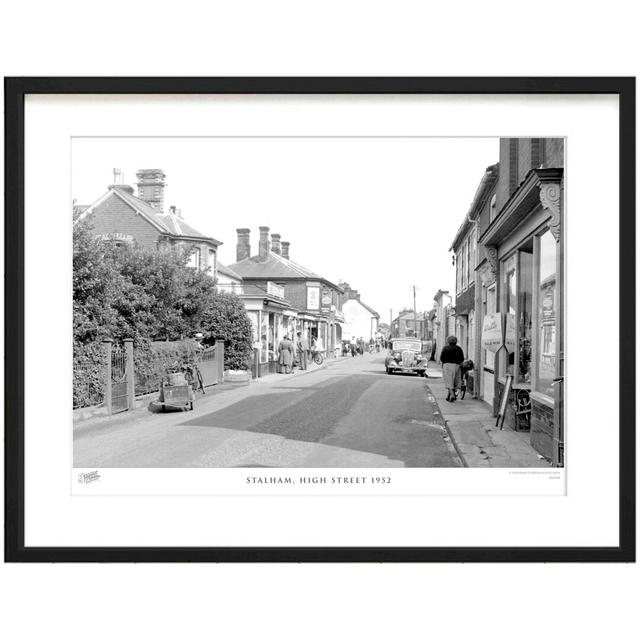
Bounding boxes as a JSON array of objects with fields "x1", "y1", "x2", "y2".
[
  {"x1": 110, "y1": 344, "x2": 129, "y2": 414},
  {"x1": 103, "y1": 338, "x2": 134, "y2": 416}
]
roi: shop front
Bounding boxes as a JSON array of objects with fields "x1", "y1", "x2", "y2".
[
  {"x1": 479, "y1": 169, "x2": 563, "y2": 464},
  {"x1": 240, "y1": 292, "x2": 292, "y2": 377}
]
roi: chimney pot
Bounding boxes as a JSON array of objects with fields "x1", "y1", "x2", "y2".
[
  {"x1": 271, "y1": 233, "x2": 282, "y2": 255},
  {"x1": 236, "y1": 228, "x2": 251, "y2": 262},
  {"x1": 259, "y1": 226, "x2": 270, "y2": 260},
  {"x1": 136, "y1": 168, "x2": 166, "y2": 212},
  {"x1": 281, "y1": 241, "x2": 290, "y2": 260}
]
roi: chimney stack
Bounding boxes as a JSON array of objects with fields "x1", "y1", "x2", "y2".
[
  {"x1": 109, "y1": 168, "x2": 134, "y2": 194},
  {"x1": 136, "y1": 169, "x2": 166, "y2": 212},
  {"x1": 259, "y1": 226, "x2": 270, "y2": 260},
  {"x1": 236, "y1": 228, "x2": 251, "y2": 262},
  {"x1": 271, "y1": 233, "x2": 282, "y2": 255},
  {"x1": 281, "y1": 241, "x2": 290, "y2": 260}
]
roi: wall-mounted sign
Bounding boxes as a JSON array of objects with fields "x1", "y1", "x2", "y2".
[
  {"x1": 267, "y1": 281, "x2": 285, "y2": 298},
  {"x1": 481, "y1": 312, "x2": 504, "y2": 353},
  {"x1": 97, "y1": 232, "x2": 133, "y2": 243},
  {"x1": 307, "y1": 287, "x2": 320, "y2": 310}
]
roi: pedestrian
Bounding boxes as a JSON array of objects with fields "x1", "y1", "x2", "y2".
[
  {"x1": 350, "y1": 336, "x2": 357, "y2": 357},
  {"x1": 296, "y1": 331, "x2": 309, "y2": 370},
  {"x1": 439, "y1": 335, "x2": 465, "y2": 402},
  {"x1": 277, "y1": 334, "x2": 295, "y2": 374}
]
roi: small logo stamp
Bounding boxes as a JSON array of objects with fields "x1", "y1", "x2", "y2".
[{"x1": 77, "y1": 470, "x2": 101, "y2": 484}]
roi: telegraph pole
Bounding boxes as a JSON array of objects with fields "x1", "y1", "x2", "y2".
[{"x1": 413, "y1": 285, "x2": 418, "y2": 338}]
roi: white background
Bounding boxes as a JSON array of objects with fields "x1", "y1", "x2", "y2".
[
  {"x1": 1, "y1": 2, "x2": 638, "y2": 640},
  {"x1": 28, "y1": 94, "x2": 602, "y2": 546}
]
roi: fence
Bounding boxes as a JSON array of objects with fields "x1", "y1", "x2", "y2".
[
  {"x1": 198, "y1": 343, "x2": 224, "y2": 387},
  {"x1": 74, "y1": 338, "x2": 225, "y2": 414}
]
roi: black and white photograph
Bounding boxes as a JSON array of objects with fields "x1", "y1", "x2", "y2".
[{"x1": 71, "y1": 136, "x2": 565, "y2": 472}]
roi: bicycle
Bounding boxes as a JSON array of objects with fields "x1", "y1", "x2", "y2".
[
  {"x1": 459, "y1": 369, "x2": 469, "y2": 399},
  {"x1": 182, "y1": 360, "x2": 205, "y2": 394},
  {"x1": 459, "y1": 360, "x2": 474, "y2": 399},
  {"x1": 311, "y1": 349, "x2": 324, "y2": 365}
]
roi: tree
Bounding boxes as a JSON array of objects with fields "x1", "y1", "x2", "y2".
[
  {"x1": 200, "y1": 290, "x2": 253, "y2": 370},
  {"x1": 73, "y1": 218, "x2": 254, "y2": 371}
]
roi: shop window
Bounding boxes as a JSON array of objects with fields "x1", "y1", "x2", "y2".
[
  {"x1": 536, "y1": 230, "x2": 557, "y2": 395},
  {"x1": 517, "y1": 248, "x2": 533, "y2": 383},
  {"x1": 502, "y1": 255, "x2": 517, "y2": 377},
  {"x1": 260, "y1": 312, "x2": 268, "y2": 363},
  {"x1": 483, "y1": 284, "x2": 496, "y2": 372}
]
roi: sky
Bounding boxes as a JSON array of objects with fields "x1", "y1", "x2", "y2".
[{"x1": 72, "y1": 137, "x2": 498, "y2": 321}]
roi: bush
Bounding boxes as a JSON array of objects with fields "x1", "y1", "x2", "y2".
[
  {"x1": 201, "y1": 291, "x2": 253, "y2": 370},
  {"x1": 73, "y1": 342, "x2": 106, "y2": 408},
  {"x1": 134, "y1": 338, "x2": 202, "y2": 395}
]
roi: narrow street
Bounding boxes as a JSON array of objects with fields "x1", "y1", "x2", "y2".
[{"x1": 74, "y1": 354, "x2": 462, "y2": 468}]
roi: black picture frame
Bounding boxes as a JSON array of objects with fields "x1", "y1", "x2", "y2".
[{"x1": 4, "y1": 77, "x2": 635, "y2": 563}]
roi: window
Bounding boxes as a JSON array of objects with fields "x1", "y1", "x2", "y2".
[
  {"x1": 208, "y1": 249, "x2": 216, "y2": 276},
  {"x1": 517, "y1": 249, "x2": 533, "y2": 383},
  {"x1": 501, "y1": 254, "x2": 517, "y2": 377},
  {"x1": 536, "y1": 230, "x2": 557, "y2": 395},
  {"x1": 469, "y1": 229, "x2": 476, "y2": 283},
  {"x1": 188, "y1": 247, "x2": 201, "y2": 269},
  {"x1": 483, "y1": 284, "x2": 496, "y2": 372}
]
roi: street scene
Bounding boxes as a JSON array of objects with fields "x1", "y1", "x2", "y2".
[{"x1": 73, "y1": 137, "x2": 564, "y2": 468}]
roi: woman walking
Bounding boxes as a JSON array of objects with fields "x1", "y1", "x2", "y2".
[
  {"x1": 439, "y1": 335, "x2": 465, "y2": 402},
  {"x1": 277, "y1": 334, "x2": 295, "y2": 374}
]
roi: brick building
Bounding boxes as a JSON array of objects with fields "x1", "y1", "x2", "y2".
[
  {"x1": 228, "y1": 227, "x2": 344, "y2": 374},
  {"x1": 473, "y1": 138, "x2": 564, "y2": 465},
  {"x1": 391, "y1": 308, "x2": 431, "y2": 342},
  {"x1": 77, "y1": 169, "x2": 222, "y2": 277}
]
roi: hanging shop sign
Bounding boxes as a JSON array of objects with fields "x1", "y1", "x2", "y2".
[{"x1": 481, "y1": 312, "x2": 504, "y2": 353}]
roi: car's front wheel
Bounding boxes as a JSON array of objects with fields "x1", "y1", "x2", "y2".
[{"x1": 386, "y1": 367, "x2": 392, "y2": 375}]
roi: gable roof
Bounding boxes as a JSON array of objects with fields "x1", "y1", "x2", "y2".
[
  {"x1": 217, "y1": 262, "x2": 243, "y2": 280},
  {"x1": 228, "y1": 251, "x2": 341, "y2": 289},
  {"x1": 79, "y1": 187, "x2": 222, "y2": 245},
  {"x1": 343, "y1": 296, "x2": 380, "y2": 318}
]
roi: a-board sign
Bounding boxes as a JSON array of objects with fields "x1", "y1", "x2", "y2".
[
  {"x1": 481, "y1": 312, "x2": 504, "y2": 353},
  {"x1": 496, "y1": 374, "x2": 513, "y2": 430}
]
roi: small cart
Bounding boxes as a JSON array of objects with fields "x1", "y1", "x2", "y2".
[{"x1": 156, "y1": 372, "x2": 195, "y2": 412}]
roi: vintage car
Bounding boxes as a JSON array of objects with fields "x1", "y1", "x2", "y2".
[{"x1": 385, "y1": 338, "x2": 429, "y2": 376}]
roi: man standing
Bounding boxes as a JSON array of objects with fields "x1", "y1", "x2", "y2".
[{"x1": 296, "y1": 331, "x2": 309, "y2": 370}]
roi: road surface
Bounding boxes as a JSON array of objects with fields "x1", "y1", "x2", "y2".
[{"x1": 74, "y1": 354, "x2": 461, "y2": 468}]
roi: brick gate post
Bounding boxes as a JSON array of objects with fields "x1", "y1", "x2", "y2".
[
  {"x1": 124, "y1": 338, "x2": 135, "y2": 410},
  {"x1": 216, "y1": 339, "x2": 225, "y2": 383},
  {"x1": 103, "y1": 339, "x2": 113, "y2": 416}
]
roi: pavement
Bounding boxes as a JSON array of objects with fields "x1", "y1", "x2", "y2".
[
  {"x1": 74, "y1": 353, "x2": 461, "y2": 468},
  {"x1": 423, "y1": 361, "x2": 551, "y2": 468}
]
